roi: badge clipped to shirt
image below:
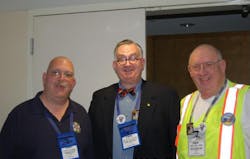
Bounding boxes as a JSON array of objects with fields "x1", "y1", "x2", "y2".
[
  {"x1": 116, "y1": 114, "x2": 127, "y2": 124},
  {"x1": 57, "y1": 131, "x2": 80, "y2": 159},
  {"x1": 187, "y1": 122, "x2": 206, "y2": 157},
  {"x1": 118, "y1": 120, "x2": 141, "y2": 150}
]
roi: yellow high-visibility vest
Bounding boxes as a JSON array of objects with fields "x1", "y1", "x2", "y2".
[{"x1": 176, "y1": 81, "x2": 249, "y2": 159}]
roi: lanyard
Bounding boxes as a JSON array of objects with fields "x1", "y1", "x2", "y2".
[
  {"x1": 189, "y1": 80, "x2": 227, "y2": 123},
  {"x1": 45, "y1": 112, "x2": 73, "y2": 134},
  {"x1": 115, "y1": 90, "x2": 141, "y2": 117}
]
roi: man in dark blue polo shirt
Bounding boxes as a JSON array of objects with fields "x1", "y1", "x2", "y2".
[{"x1": 0, "y1": 56, "x2": 94, "y2": 159}]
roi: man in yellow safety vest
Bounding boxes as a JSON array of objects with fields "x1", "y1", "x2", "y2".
[{"x1": 176, "y1": 44, "x2": 250, "y2": 159}]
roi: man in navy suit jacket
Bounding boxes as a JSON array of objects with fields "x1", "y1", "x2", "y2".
[{"x1": 89, "y1": 39, "x2": 180, "y2": 159}]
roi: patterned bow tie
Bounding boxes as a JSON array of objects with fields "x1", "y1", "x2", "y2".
[{"x1": 118, "y1": 87, "x2": 136, "y2": 97}]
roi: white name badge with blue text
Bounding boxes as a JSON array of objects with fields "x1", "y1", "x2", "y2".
[
  {"x1": 57, "y1": 131, "x2": 80, "y2": 159},
  {"x1": 118, "y1": 120, "x2": 141, "y2": 150}
]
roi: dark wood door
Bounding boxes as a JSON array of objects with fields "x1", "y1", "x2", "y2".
[{"x1": 147, "y1": 31, "x2": 250, "y2": 98}]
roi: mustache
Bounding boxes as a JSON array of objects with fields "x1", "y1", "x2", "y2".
[{"x1": 56, "y1": 81, "x2": 69, "y2": 88}]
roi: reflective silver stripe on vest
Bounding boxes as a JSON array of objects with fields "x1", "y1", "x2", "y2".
[
  {"x1": 176, "y1": 94, "x2": 192, "y2": 159},
  {"x1": 219, "y1": 84, "x2": 243, "y2": 159},
  {"x1": 179, "y1": 94, "x2": 192, "y2": 125},
  {"x1": 234, "y1": 84, "x2": 243, "y2": 89}
]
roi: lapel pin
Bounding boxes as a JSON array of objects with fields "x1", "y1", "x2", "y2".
[{"x1": 73, "y1": 121, "x2": 81, "y2": 134}]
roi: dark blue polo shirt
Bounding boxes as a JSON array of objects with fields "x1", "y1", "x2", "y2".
[{"x1": 0, "y1": 92, "x2": 94, "y2": 159}]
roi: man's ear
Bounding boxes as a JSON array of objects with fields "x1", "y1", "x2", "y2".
[
  {"x1": 112, "y1": 61, "x2": 117, "y2": 71},
  {"x1": 42, "y1": 72, "x2": 47, "y2": 86},
  {"x1": 220, "y1": 59, "x2": 226, "y2": 73}
]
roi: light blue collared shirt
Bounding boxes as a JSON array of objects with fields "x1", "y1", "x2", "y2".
[{"x1": 112, "y1": 80, "x2": 142, "y2": 159}]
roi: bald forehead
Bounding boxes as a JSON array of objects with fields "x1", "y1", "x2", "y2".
[
  {"x1": 189, "y1": 44, "x2": 221, "y2": 64},
  {"x1": 47, "y1": 56, "x2": 74, "y2": 72}
]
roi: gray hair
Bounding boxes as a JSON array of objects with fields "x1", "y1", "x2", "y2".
[{"x1": 113, "y1": 39, "x2": 143, "y2": 58}]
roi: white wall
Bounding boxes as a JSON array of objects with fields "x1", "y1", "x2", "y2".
[
  {"x1": 31, "y1": 9, "x2": 145, "y2": 111},
  {"x1": 0, "y1": 11, "x2": 29, "y2": 129}
]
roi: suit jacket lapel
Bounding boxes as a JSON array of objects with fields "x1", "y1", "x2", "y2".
[
  {"x1": 138, "y1": 81, "x2": 157, "y2": 136},
  {"x1": 102, "y1": 84, "x2": 118, "y2": 154}
]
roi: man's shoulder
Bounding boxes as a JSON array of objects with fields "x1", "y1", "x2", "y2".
[
  {"x1": 141, "y1": 81, "x2": 180, "y2": 103},
  {"x1": 70, "y1": 100, "x2": 88, "y2": 113},
  {"x1": 227, "y1": 80, "x2": 250, "y2": 93},
  {"x1": 142, "y1": 81, "x2": 177, "y2": 94},
  {"x1": 3, "y1": 96, "x2": 40, "y2": 124},
  {"x1": 9, "y1": 97, "x2": 38, "y2": 114}
]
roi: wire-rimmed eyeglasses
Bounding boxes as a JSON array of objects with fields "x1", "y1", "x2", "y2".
[
  {"x1": 116, "y1": 55, "x2": 141, "y2": 65},
  {"x1": 48, "y1": 70, "x2": 74, "y2": 79},
  {"x1": 188, "y1": 59, "x2": 221, "y2": 72}
]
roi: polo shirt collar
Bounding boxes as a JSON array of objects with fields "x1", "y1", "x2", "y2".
[{"x1": 32, "y1": 91, "x2": 77, "y2": 119}]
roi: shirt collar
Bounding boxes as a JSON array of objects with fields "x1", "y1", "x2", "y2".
[
  {"x1": 33, "y1": 91, "x2": 77, "y2": 117},
  {"x1": 118, "y1": 79, "x2": 142, "y2": 93}
]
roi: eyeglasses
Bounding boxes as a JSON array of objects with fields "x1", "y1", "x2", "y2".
[
  {"x1": 116, "y1": 55, "x2": 141, "y2": 65},
  {"x1": 48, "y1": 70, "x2": 74, "y2": 79},
  {"x1": 189, "y1": 59, "x2": 221, "y2": 72}
]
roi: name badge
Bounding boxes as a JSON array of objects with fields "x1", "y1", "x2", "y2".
[
  {"x1": 57, "y1": 131, "x2": 80, "y2": 159},
  {"x1": 187, "y1": 123, "x2": 206, "y2": 157},
  {"x1": 118, "y1": 120, "x2": 141, "y2": 149}
]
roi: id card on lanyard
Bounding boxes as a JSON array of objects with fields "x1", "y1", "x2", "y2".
[
  {"x1": 46, "y1": 112, "x2": 80, "y2": 159},
  {"x1": 118, "y1": 120, "x2": 141, "y2": 149},
  {"x1": 115, "y1": 90, "x2": 142, "y2": 150}
]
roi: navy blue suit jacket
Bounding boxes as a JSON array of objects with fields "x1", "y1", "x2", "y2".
[{"x1": 89, "y1": 80, "x2": 180, "y2": 159}]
